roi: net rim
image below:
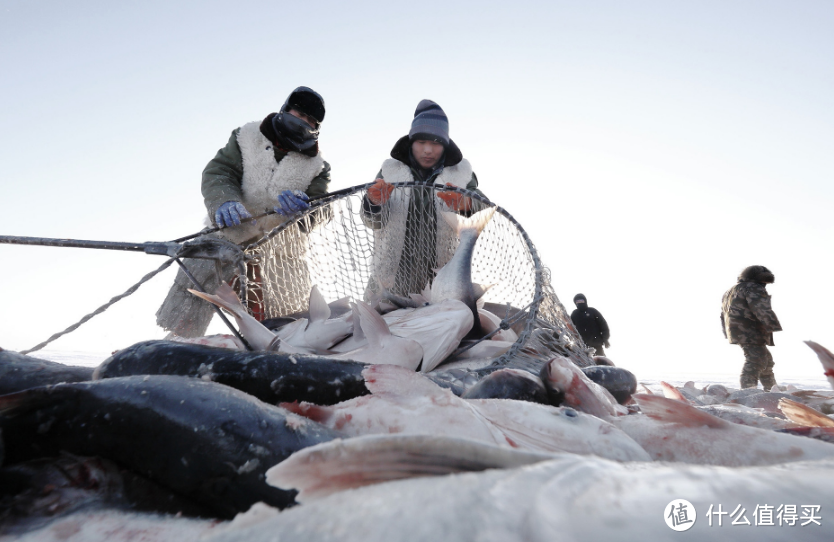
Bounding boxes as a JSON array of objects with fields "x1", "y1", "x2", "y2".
[{"x1": 241, "y1": 181, "x2": 547, "y2": 369}]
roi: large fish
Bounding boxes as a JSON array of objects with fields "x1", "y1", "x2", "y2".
[
  {"x1": 0, "y1": 376, "x2": 343, "y2": 518},
  {"x1": 94, "y1": 340, "x2": 371, "y2": 406},
  {"x1": 330, "y1": 301, "x2": 424, "y2": 370},
  {"x1": 188, "y1": 284, "x2": 352, "y2": 354},
  {"x1": 386, "y1": 299, "x2": 474, "y2": 372},
  {"x1": 430, "y1": 207, "x2": 496, "y2": 330},
  {"x1": 540, "y1": 356, "x2": 628, "y2": 417},
  {"x1": 460, "y1": 368, "x2": 549, "y2": 404},
  {"x1": 613, "y1": 394, "x2": 834, "y2": 465},
  {"x1": 580, "y1": 366, "x2": 637, "y2": 405},
  {"x1": 694, "y1": 403, "x2": 798, "y2": 430},
  {"x1": 203, "y1": 454, "x2": 834, "y2": 542},
  {"x1": 0, "y1": 454, "x2": 212, "y2": 534},
  {"x1": 283, "y1": 364, "x2": 649, "y2": 461},
  {"x1": 187, "y1": 283, "x2": 281, "y2": 351},
  {"x1": 0, "y1": 350, "x2": 93, "y2": 395}
]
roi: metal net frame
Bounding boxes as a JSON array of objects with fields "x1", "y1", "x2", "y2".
[{"x1": 236, "y1": 182, "x2": 595, "y2": 370}]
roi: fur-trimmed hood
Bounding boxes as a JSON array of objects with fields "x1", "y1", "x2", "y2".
[
  {"x1": 389, "y1": 135, "x2": 464, "y2": 168},
  {"x1": 738, "y1": 265, "x2": 775, "y2": 284}
]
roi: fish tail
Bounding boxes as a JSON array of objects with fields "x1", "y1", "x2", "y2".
[{"x1": 440, "y1": 207, "x2": 497, "y2": 236}]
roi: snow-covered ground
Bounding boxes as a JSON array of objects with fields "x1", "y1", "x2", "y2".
[{"x1": 28, "y1": 350, "x2": 832, "y2": 392}]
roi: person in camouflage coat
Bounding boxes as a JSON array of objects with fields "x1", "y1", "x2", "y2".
[{"x1": 721, "y1": 265, "x2": 782, "y2": 390}]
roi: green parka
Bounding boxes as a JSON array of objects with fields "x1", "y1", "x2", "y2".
[{"x1": 201, "y1": 124, "x2": 331, "y2": 222}]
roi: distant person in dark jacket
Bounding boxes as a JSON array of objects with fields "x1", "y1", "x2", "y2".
[
  {"x1": 570, "y1": 294, "x2": 610, "y2": 356},
  {"x1": 721, "y1": 265, "x2": 782, "y2": 390}
]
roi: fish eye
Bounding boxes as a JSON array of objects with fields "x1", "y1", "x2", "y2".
[{"x1": 563, "y1": 409, "x2": 578, "y2": 418}]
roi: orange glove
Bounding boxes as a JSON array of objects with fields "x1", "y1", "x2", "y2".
[
  {"x1": 367, "y1": 178, "x2": 394, "y2": 205},
  {"x1": 437, "y1": 183, "x2": 472, "y2": 212}
]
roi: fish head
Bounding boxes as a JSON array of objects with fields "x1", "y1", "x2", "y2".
[{"x1": 539, "y1": 357, "x2": 576, "y2": 402}]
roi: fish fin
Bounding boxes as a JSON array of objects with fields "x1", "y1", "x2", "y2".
[
  {"x1": 328, "y1": 296, "x2": 352, "y2": 313},
  {"x1": 308, "y1": 285, "x2": 331, "y2": 322},
  {"x1": 348, "y1": 303, "x2": 364, "y2": 341},
  {"x1": 187, "y1": 288, "x2": 243, "y2": 318},
  {"x1": 377, "y1": 300, "x2": 397, "y2": 313},
  {"x1": 355, "y1": 301, "x2": 391, "y2": 348},
  {"x1": 362, "y1": 364, "x2": 447, "y2": 399},
  {"x1": 266, "y1": 335, "x2": 282, "y2": 352},
  {"x1": 660, "y1": 381, "x2": 691, "y2": 404},
  {"x1": 633, "y1": 394, "x2": 730, "y2": 428},
  {"x1": 472, "y1": 283, "x2": 494, "y2": 302},
  {"x1": 639, "y1": 383, "x2": 654, "y2": 395},
  {"x1": 439, "y1": 207, "x2": 497, "y2": 236},
  {"x1": 265, "y1": 435, "x2": 553, "y2": 502},
  {"x1": 805, "y1": 341, "x2": 834, "y2": 388},
  {"x1": 779, "y1": 398, "x2": 834, "y2": 427}
]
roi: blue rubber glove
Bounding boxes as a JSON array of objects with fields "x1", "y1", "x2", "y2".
[
  {"x1": 214, "y1": 201, "x2": 253, "y2": 228},
  {"x1": 274, "y1": 190, "x2": 310, "y2": 216}
]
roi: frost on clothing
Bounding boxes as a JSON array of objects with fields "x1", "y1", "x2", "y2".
[
  {"x1": 202, "y1": 119, "x2": 330, "y2": 245},
  {"x1": 361, "y1": 136, "x2": 484, "y2": 298},
  {"x1": 157, "y1": 116, "x2": 331, "y2": 338}
]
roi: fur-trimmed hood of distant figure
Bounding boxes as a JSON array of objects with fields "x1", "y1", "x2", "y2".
[
  {"x1": 738, "y1": 265, "x2": 775, "y2": 285},
  {"x1": 389, "y1": 135, "x2": 464, "y2": 168}
]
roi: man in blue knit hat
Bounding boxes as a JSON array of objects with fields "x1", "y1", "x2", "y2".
[{"x1": 362, "y1": 99, "x2": 485, "y2": 298}]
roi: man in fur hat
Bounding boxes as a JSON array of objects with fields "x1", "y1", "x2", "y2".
[
  {"x1": 721, "y1": 265, "x2": 782, "y2": 390},
  {"x1": 157, "y1": 87, "x2": 331, "y2": 338},
  {"x1": 362, "y1": 99, "x2": 485, "y2": 298}
]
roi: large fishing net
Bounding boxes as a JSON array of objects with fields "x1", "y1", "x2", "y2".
[{"x1": 236, "y1": 182, "x2": 595, "y2": 372}]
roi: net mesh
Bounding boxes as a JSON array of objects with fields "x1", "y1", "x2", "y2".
[{"x1": 238, "y1": 183, "x2": 595, "y2": 371}]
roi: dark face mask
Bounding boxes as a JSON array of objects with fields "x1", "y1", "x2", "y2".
[
  {"x1": 271, "y1": 111, "x2": 319, "y2": 153},
  {"x1": 574, "y1": 301, "x2": 587, "y2": 310}
]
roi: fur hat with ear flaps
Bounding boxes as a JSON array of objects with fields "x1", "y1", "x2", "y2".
[{"x1": 738, "y1": 265, "x2": 775, "y2": 284}]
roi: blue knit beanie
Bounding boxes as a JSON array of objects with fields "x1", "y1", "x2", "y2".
[{"x1": 409, "y1": 99, "x2": 449, "y2": 146}]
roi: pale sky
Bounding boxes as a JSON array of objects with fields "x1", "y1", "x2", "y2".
[{"x1": 1, "y1": 1, "x2": 832, "y2": 379}]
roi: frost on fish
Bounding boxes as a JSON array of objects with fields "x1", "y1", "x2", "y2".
[
  {"x1": 386, "y1": 299, "x2": 473, "y2": 372},
  {"x1": 614, "y1": 394, "x2": 834, "y2": 466},
  {"x1": 205, "y1": 455, "x2": 834, "y2": 542},
  {"x1": 283, "y1": 365, "x2": 648, "y2": 461},
  {"x1": 330, "y1": 301, "x2": 424, "y2": 370},
  {"x1": 265, "y1": 434, "x2": 555, "y2": 502}
]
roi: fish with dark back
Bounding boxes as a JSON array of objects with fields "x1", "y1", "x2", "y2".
[{"x1": 0, "y1": 375, "x2": 343, "y2": 518}]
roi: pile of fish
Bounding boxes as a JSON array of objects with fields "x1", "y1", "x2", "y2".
[
  {"x1": 185, "y1": 207, "x2": 518, "y2": 375},
  {"x1": 2, "y1": 207, "x2": 834, "y2": 539}
]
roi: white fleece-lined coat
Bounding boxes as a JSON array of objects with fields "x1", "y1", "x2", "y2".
[
  {"x1": 208, "y1": 121, "x2": 326, "y2": 245},
  {"x1": 367, "y1": 158, "x2": 474, "y2": 297}
]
